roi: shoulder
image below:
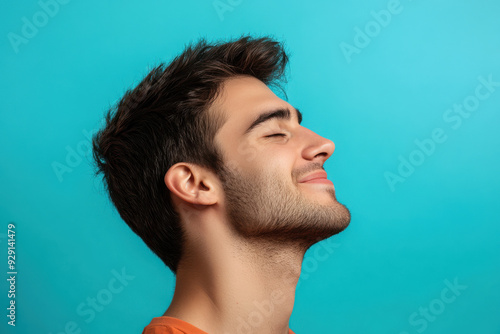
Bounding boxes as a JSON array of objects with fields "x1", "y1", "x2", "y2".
[{"x1": 142, "y1": 316, "x2": 208, "y2": 334}]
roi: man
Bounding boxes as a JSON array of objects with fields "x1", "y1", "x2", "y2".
[{"x1": 92, "y1": 35, "x2": 351, "y2": 334}]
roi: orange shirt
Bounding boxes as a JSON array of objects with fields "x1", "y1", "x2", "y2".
[{"x1": 142, "y1": 316, "x2": 296, "y2": 334}]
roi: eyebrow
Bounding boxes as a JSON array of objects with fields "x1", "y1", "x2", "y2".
[{"x1": 243, "y1": 107, "x2": 303, "y2": 136}]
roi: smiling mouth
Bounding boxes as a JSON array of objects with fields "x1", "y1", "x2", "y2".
[
  {"x1": 298, "y1": 170, "x2": 335, "y2": 187},
  {"x1": 300, "y1": 178, "x2": 334, "y2": 185}
]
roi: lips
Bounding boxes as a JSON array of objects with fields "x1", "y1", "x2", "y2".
[{"x1": 298, "y1": 170, "x2": 330, "y2": 183}]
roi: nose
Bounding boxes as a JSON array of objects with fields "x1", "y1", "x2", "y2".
[{"x1": 300, "y1": 127, "x2": 336, "y2": 163}]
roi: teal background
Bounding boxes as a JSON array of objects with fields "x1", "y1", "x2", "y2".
[{"x1": 1, "y1": 0, "x2": 499, "y2": 333}]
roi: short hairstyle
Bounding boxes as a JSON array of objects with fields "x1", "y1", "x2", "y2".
[{"x1": 92, "y1": 35, "x2": 289, "y2": 273}]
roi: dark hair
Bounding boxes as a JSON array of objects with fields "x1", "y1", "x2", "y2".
[{"x1": 92, "y1": 35, "x2": 289, "y2": 273}]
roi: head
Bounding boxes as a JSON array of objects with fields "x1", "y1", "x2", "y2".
[
  {"x1": 92, "y1": 35, "x2": 350, "y2": 275},
  {"x1": 211, "y1": 75, "x2": 351, "y2": 252}
]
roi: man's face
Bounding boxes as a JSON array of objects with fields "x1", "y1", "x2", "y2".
[{"x1": 212, "y1": 75, "x2": 350, "y2": 248}]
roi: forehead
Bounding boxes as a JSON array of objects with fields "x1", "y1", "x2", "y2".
[{"x1": 211, "y1": 75, "x2": 291, "y2": 134}]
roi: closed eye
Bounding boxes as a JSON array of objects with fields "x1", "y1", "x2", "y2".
[{"x1": 265, "y1": 133, "x2": 287, "y2": 138}]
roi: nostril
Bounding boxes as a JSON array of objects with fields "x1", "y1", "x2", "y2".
[{"x1": 315, "y1": 152, "x2": 328, "y2": 159}]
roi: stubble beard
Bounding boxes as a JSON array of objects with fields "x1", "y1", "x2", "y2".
[{"x1": 218, "y1": 164, "x2": 351, "y2": 251}]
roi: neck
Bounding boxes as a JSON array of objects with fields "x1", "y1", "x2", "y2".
[{"x1": 164, "y1": 232, "x2": 306, "y2": 334}]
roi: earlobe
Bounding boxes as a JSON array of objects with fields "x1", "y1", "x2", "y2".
[{"x1": 164, "y1": 163, "x2": 218, "y2": 206}]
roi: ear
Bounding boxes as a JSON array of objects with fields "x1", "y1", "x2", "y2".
[{"x1": 164, "y1": 162, "x2": 219, "y2": 207}]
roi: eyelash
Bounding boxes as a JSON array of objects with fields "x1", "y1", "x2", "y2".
[{"x1": 265, "y1": 133, "x2": 287, "y2": 138}]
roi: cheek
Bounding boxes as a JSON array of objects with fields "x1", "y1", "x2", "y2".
[
  {"x1": 256, "y1": 149, "x2": 297, "y2": 182},
  {"x1": 227, "y1": 137, "x2": 298, "y2": 176},
  {"x1": 265, "y1": 145, "x2": 297, "y2": 165},
  {"x1": 220, "y1": 139, "x2": 257, "y2": 173}
]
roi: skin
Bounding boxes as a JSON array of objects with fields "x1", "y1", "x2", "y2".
[{"x1": 163, "y1": 75, "x2": 350, "y2": 334}]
